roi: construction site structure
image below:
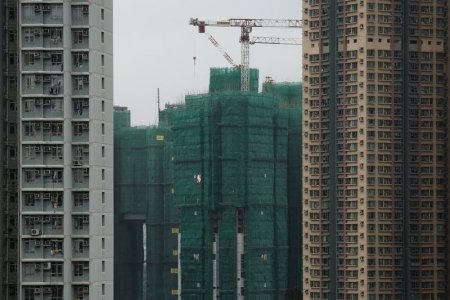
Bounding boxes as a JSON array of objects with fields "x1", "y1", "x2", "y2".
[
  {"x1": 170, "y1": 67, "x2": 302, "y2": 300},
  {"x1": 114, "y1": 107, "x2": 179, "y2": 300},
  {"x1": 190, "y1": 18, "x2": 302, "y2": 92}
]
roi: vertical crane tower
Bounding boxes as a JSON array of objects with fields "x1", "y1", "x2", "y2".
[{"x1": 189, "y1": 18, "x2": 302, "y2": 92}]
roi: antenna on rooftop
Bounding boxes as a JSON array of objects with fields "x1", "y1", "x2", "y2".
[{"x1": 157, "y1": 88, "x2": 161, "y2": 124}]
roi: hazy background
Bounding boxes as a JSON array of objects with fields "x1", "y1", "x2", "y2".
[{"x1": 114, "y1": 0, "x2": 302, "y2": 125}]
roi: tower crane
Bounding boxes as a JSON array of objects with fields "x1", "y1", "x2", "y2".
[{"x1": 189, "y1": 18, "x2": 302, "y2": 92}]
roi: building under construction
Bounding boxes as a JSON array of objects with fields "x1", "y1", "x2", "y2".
[
  {"x1": 171, "y1": 68, "x2": 302, "y2": 299},
  {"x1": 114, "y1": 107, "x2": 179, "y2": 300}
]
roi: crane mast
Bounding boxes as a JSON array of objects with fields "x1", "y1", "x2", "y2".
[{"x1": 189, "y1": 18, "x2": 302, "y2": 92}]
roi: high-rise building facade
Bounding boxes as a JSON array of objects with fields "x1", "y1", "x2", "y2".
[
  {"x1": 1, "y1": 1, "x2": 114, "y2": 299},
  {"x1": 302, "y1": 1, "x2": 448, "y2": 299}
]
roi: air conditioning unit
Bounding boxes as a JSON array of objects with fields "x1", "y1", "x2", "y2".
[
  {"x1": 43, "y1": 28, "x2": 51, "y2": 35},
  {"x1": 34, "y1": 4, "x2": 41, "y2": 12},
  {"x1": 44, "y1": 146, "x2": 52, "y2": 153},
  {"x1": 34, "y1": 193, "x2": 41, "y2": 199},
  {"x1": 82, "y1": 193, "x2": 89, "y2": 200},
  {"x1": 35, "y1": 239, "x2": 42, "y2": 247},
  {"x1": 34, "y1": 288, "x2": 41, "y2": 295},
  {"x1": 82, "y1": 6, "x2": 89, "y2": 14},
  {"x1": 82, "y1": 29, "x2": 89, "y2": 37},
  {"x1": 42, "y1": 5, "x2": 51, "y2": 11},
  {"x1": 82, "y1": 53, "x2": 89, "y2": 60},
  {"x1": 43, "y1": 262, "x2": 51, "y2": 270},
  {"x1": 35, "y1": 99, "x2": 41, "y2": 106},
  {"x1": 43, "y1": 216, "x2": 51, "y2": 223},
  {"x1": 35, "y1": 76, "x2": 41, "y2": 83},
  {"x1": 43, "y1": 192, "x2": 51, "y2": 199},
  {"x1": 43, "y1": 99, "x2": 51, "y2": 106},
  {"x1": 82, "y1": 287, "x2": 89, "y2": 294},
  {"x1": 83, "y1": 264, "x2": 89, "y2": 270},
  {"x1": 43, "y1": 75, "x2": 51, "y2": 83},
  {"x1": 82, "y1": 239, "x2": 89, "y2": 247},
  {"x1": 31, "y1": 228, "x2": 40, "y2": 236},
  {"x1": 82, "y1": 123, "x2": 89, "y2": 129},
  {"x1": 82, "y1": 76, "x2": 89, "y2": 84},
  {"x1": 34, "y1": 52, "x2": 40, "y2": 58},
  {"x1": 43, "y1": 239, "x2": 51, "y2": 246},
  {"x1": 44, "y1": 287, "x2": 52, "y2": 294},
  {"x1": 43, "y1": 122, "x2": 51, "y2": 130},
  {"x1": 82, "y1": 218, "x2": 89, "y2": 224},
  {"x1": 73, "y1": 160, "x2": 81, "y2": 166},
  {"x1": 43, "y1": 169, "x2": 52, "y2": 176}
]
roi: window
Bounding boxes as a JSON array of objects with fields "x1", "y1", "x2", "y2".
[
  {"x1": 101, "y1": 77, "x2": 105, "y2": 89},
  {"x1": 101, "y1": 123, "x2": 105, "y2": 135},
  {"x1": 102, "y1": 146, "x2": 105, "y2": 157},
  {"x1": 101, "y1": 54, "x2": 105, "y2": 66},
  {"x1": 102, "y1": 215, "x2": 105, "y2": 226},
  {"x1": 24, "y1": 52, "x2": 35, "y2": 65},
  {"x1": 74, "y1": 262, "x2": 88, "y2": 276},
  {"x1": 102, "y1": 192, "x2": 105, "y2": 204},
  {"x1": 102, "y1": 169, "x2": 105, "y2": 180},
  {"x1": 102, "y1": 238, "x2": 105, "y2": 249},
  {"x1": 24, "y1": 240, "x2": 35, "y2": 253},
  {"x1": 101, "y1": 31, "x2": 105, "y2": 43},
  {"x1": 24, "y1": 29, "x2": 35, "y2": 43},
  {"x1": 24, "y1": 75, "x2": 36, "y2": 89},
  {"x1": 74, "y1": 215, "x2": 89, "y2": 230},
  {"x1": 51, "y1": 262, "x2": 63, "y2": 277},
  {"x1": 24, "y1": 287, "x2": 35, "y2": 300},
  {"x1": 101, "y1": 8, "x2": 105, "y2": 20}
]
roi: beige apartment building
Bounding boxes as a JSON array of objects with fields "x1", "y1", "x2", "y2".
[{"x1": 302, "y1": 0, "x2": 449, "y2": 299}]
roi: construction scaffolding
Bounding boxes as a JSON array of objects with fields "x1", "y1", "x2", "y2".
[
  {"x1": 114, "y1": 108, "x2": 179, "y2": 300},
  {"x1": 263, "y1": 82, "x2": 303, "y2": 298},
  {"x1": 171, "y1": 68, "x2": 300, "y2": 299}
]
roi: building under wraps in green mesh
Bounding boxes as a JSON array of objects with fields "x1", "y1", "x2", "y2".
[
  {"x1": 168, "y1": 68, "x2": 302, "y2": 300},
  {"x1": 114, "y1": 107, "x2": 180, "y2": 300}
]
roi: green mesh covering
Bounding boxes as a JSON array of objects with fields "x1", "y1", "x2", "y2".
[
  {"x1": 113, "y1": 106, "x2": 131, "y2": 130},
  {"x1": 263, "y1": 82, "x2": 303, "y2": 298},
  {"x1": 172, "y1": 68, "x2": 296, "y2": 299},
  {"x1": 114, "y1": 114, "x2": 179, "y2": 300},
  {"x1": 209, "y1": 67, "x2": 259, "y2": 93}
]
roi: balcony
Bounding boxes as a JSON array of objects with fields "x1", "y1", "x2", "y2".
[
  {"x1": 72, "y1": 122, "x2": 89, "y2": 143},
  {"x1": 22, "y1": 192, "x2": 64, "y2": 213},
  {"x1": 22, "y1": 168, "x2": 64, "y2": 189},
  {"x1": 22, "y1": 145, "x2": 63, "y2": 167},
  {"x1": 72, "y1": 52, "x2": 89, "y2": 73},
  {"x1": 72, "y1": 75, "x2": 89, "y2": 96},
  {"x1": 72, "y1": 215, "x2": 89, "y2": 236},
  {"x1": 72, "y1": 6, "x2": 89, "y2": 26},
  {"x1": 72, "y1": 168, "x2": 89, "y2": 189},
  {"x1": 22, "y1": 121, "x2": 64, "y2": 143},
  {"x1": 22, "y1": 51, "x2": 63, "y2": 72},
  {"x1": 22, "y1": 98, "x2": 64, "y2": 119},
  {"x1": 22, "y1": 27, "x2": 63, "y2": 49},
  {"x1": 73, "y1": 262, "x2": 89, "y2": 283},
  {"x1": 21, "y1": 3, "x2": 63, "y2": 25},
  {"x1": 22, "y1": 215, "x2": 63, "y2": 236},
  {"x1": 72, "y1": 239, "x2": 89, "y2": 259},
  {"x1": 72, "y1": 192, "x2": 89, "y2": 213},
  {"x1": 72, "y1": 29, "x2": 89, "y2": 49},
  {"x1": 72, "y1": 99, "x2": 89, "y2": 119},
  {"x1": 22, "y1": 238, "x2": 64, "y2": 259},
  {"x1": 22, "y1": 262, "x2": 64, "y2": 284},
  {"x1": 22, "y1": 74, "x2": 64, "y2": 96}
]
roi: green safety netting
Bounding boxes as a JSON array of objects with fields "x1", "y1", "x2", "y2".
[{"x1": 114, "y1": 111, "x2": 179, "y2": 300}]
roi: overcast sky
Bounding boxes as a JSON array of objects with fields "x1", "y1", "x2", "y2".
[{"x1": 114, "y1": 0, "x2": 302, "y2": 125}]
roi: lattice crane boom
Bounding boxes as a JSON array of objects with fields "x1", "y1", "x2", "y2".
[{"x1": 189, "y1": 18, "x2": 302, "y2": 92}]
